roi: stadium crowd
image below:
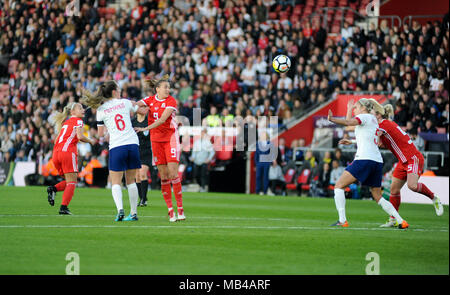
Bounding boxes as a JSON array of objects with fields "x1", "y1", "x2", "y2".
[{"x1": 0, "y1": 0, "x2": 448, "y2": 192}]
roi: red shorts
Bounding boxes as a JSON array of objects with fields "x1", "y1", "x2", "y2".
[
  {"x1": 151, "y1": 140, "x2": 180, "y2": 166},
  {"x1": 52, "y1": 150, "x2": 78, "y2": 175},
  {"x1": 392, "y1": 153, "x2": 424, "y2": 180}
]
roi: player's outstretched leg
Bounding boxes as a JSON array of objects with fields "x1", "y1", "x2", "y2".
[
  {"x1": 372, "y1": 188, "x2": 408, "y2": 229},
  {"x1": 407, "y1": 174, "x2": 444, "y2": 216},
  {"x1": 380, "y1": 193, "x2": 400, "y2": 227},
  {"x1": 413, "y1": 183, "x2": 444, "y2": 216}
]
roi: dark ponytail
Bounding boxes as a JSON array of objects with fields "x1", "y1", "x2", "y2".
[
  {"x1": 81, "y1": 80, "x2": 118, "y2": 109},
  {"x1": 146, "y1": 74, "x2": 170, "y2": 89}
]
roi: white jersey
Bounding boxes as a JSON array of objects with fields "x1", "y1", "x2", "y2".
[
  {"x1": 353, "y1": 113, "x2": 383, "y2": 163},
  {"x1": 96, "y1": 98, "x2": 139, "y2": 150}
]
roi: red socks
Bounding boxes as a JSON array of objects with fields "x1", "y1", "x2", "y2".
[
  {"x1": 55, "y1": 180, "x2": 66, "y2": 192},
  {"x1": 389, "y1": 182, "x2": 435, "y2": 217},
  {"x1": 161, "y1": 178, "x2": 184, "y2": 214},
  {"x1": 161, "y1": 180, "x2": 173, "y2": 210},
  {"x1": 416, "y1": 183, "x2": 435, "y2": 200},
  {"x1": 389, "y1": 193, "x2": 401, "y2": 212},
  {"x1": 171, "y1": 178, "x2": 183, "y2": 214},
  {"x1": 61, "y1": 182, "x2": 76, "y2": 206}
]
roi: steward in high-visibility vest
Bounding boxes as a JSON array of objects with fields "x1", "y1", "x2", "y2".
[{"x1": 78, "y1": 158, "x2": 103, "y2": 185}]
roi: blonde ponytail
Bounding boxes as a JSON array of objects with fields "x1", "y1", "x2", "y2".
[
  {"x1": 53, "y1": 102, "x2": 77, "y2": 132},
  {"x1": 367, "y1": 98, "x2": 385, "y2": 117},
  {"x1": 383, "y1": 104, "x2": 394, "y2": 119}
]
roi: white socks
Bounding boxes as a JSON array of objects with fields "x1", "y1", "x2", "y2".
[
  {"x1": 378, "y1": 198, "x2": 403, "y2": 223},
  {"x1": 127, "y1": 183, "x2": 139, "y2": 215},
  {"x1": 334, "y1": 188, "x2": 404, "y2": 225},
  {"x1": 111, "y1": 184, "x2": 123, "y2": 213},
  {"x1": 112, "y1": 183, "x2": 139, "y2": 216},
  {"x1": 334, "y1": 188, "x2": 347, "y2": 223}
]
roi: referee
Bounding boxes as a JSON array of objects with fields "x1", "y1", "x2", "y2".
[{"x1": 132, "y1": 111, "x2": 152, "y2": 206}]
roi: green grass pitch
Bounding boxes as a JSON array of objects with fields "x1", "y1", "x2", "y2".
[{"x1": 0, "y1": 186, "x2": 448, "y2": 275}]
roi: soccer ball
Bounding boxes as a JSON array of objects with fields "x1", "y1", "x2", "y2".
[{"x1": 272, "y1": 55, "x2": 291, "y2": 73}]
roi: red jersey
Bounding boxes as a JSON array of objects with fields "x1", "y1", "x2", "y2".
[
  {"x1": 378, "y1": 119, "x2": 420, "y2": 163},
  {"x1": 54, "y1": 116, "x2": 84, "y2": 154},
  {"x1": 141, "y1": 94, "x2": 178, "y2": 142}
]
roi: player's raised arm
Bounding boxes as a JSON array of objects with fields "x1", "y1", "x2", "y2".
[
  {"x1": 328, "y1": 110, "x2": 360, "y2": 126},
  {"x1": 76, "y1": 126, "x2": 96, "y2": 145},
  {"x1": 346, "y1": 99, "x2": 355, "y2": 121}
]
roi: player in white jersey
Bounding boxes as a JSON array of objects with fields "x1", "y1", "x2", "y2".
[
  {"x1": 82, "y1": 81, "x2": 144, "y2": 222},
  {"x1": 327, "y1": 99, "x2": 409, "y2": 229}
]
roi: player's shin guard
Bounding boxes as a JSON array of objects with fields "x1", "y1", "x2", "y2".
[
  {"x1": 416, "y1": 183, "x2": 435, "y2": 200},
  {"x1": 334, "y1": 188, "x2": 347, "y2": 223},
  {"x1": 171, "y1": 177, "x2": 183, "y2": 214},
  {"x1": 61, "y1": 182, "x2": 76, "y2": 206},
  {"x1": 55, "y1": 180, "x2": 67, "y2": 192},
  {"x1": 389, "y1": 193, "x2": 401, "y2": 211},
  {"x1": 378, "y1": 198, "x2": 403, "y2": 223},
  {"x1": 111, "y1": 184, "x2": 124, "y2": 212},
  {"x1": 127, "y1": 183, "x2": 139, "y2": 215},
  {"x1": 161, "y1": 180, "x2": 173, "y2": 211}
]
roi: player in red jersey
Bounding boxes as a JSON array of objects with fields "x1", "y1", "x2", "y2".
[
  {"x1": 135, "y1": 74, "x2": 185, "y2": 222},
  {"x1": 47, "y1": 102, "x2": 95, "y2": 215},
  {"x1": 369, "y1": 99, "x2": 444, "y2": 227}
]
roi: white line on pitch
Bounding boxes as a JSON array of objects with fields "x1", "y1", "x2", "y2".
[
  {"x1": 0, "y1": 214, "x2": 447, "y2": 229},
  {"x1": 0, "y1": 214, "x2": 289, "y2": 221},
  {"x1": 0, "y1": 224, "x2": 447, "y2": 232}
]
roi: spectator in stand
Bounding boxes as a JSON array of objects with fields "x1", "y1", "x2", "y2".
[
  {"x1": 334, "y1": 148, "x2": 348, "y2": 167},
  {"x1": 409, "y1": 130, "x2": 425, "y2": 152},
  {"x1": 314, "y1": 162, "x2": 331, "y2": 197},
  {"x1": 203, "y1": 106, "x2": 222, "y2": 127},
  {"x1": 268, "y1": 160, "x2": 287, "y2": 196},
  {"x1": 303, "y1": 149, "x2": 317, "y2": 170},
  {"x1": 178, "y1": 79, "x2": 193, "y2": 105},
  {"x1": 330, "y1": 159, "x2": 345, "y2": 187},
  {"x1": 190, "y1": 128, "x2": 215, "y2": 193},
  {"x1": 222, "y1": 74, "x2": 240, "y2": 95},
  {"x1": 422, "y1": 119, "x2": 437, "y2": 133}
]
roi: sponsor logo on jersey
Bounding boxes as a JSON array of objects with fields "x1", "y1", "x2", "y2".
[{"x1": 162, "y1": 103, "x2": 166, "y2": 108}]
